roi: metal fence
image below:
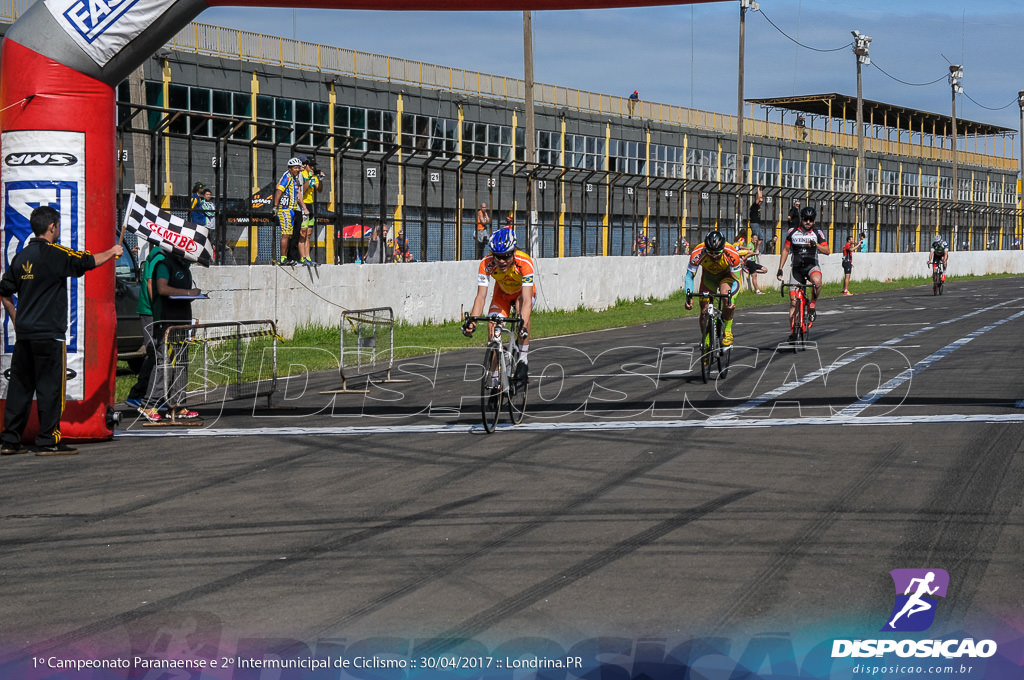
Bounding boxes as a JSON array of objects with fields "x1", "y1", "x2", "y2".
[
  {"x1": 161, "y1": 320, "x2": 278, "y2": 410},
  {"x1": 115, "y1": 105, "x2": 1024, "y2": 264}
]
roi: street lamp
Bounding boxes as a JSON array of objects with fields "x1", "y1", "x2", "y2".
[
  {"x1": 949, "y1": 65, "x2": 962, "y2": 247},
  {"x1": 852, "y1": 30, "x2": 871, "y2": 239}
]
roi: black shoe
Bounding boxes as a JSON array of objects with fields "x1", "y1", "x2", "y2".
[
  {"x1": 514, "y1": 362, "x2": 529, "y2": 386},
  {"x1": 1, "y1": 443, "x2": 26, "y2": 455},
  {"x1": 34, "y1": 443, "x2": 78, "y2": 456},
  {"x1": 788, "y1": 332, "x2": 797, "y2": 342},
  {"x1": 808, "y1": 307, "x2": 816, "y2": 322}
]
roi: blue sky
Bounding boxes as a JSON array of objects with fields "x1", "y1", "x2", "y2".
[{"x1": 201, "y1": 1, "x2": 1023, "y2": 136}]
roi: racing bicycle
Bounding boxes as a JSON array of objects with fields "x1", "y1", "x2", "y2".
[
  {"x1": 781, "y1": 283, "x2": 813, "y2": 350},
  {"x1": 689, "y1": 291, "x2": 732, "y2": 383},
  {"x1": 463, "y1": 312, "x2": 528, "y2": 433},
  {"x1": 931, "y1": 262, "x2": 945, "y2": 295}
]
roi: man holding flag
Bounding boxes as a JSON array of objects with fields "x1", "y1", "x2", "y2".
[{"x1": 121, "y1": 193, "x2": 211, "y2": 422}]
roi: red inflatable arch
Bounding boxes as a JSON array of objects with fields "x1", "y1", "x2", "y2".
[{"x1": 0, "y1": 0, "x2": 719, "y2": 440}]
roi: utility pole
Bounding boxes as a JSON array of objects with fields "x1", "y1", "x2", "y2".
[
  {"x1": 523, "y1": 11, "x2": 538, "y2": 257},
  {"x1": 1018, "y1": 90, "x2": 1023, "y2": 247},
  {"x1": 736, "y1": 0, "x2": 758, "y2": 237},
  {"x1": 852, "y1": 30, "x2": 871, "y2": 241},
  {"x1": 949, "y1": 64, "x2": 962, "y2": 248}
]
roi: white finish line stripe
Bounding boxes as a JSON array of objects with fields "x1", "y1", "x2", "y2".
[{"x1": 116, "y1": 412, "x2": 1024, "y2": 437}]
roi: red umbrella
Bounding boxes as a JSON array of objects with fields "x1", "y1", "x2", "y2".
[{"x1": 340, "y1": 224, "x2": 371, "y2": 241}]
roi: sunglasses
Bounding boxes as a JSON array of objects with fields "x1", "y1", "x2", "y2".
[
  {"x1": 802, "y1": 218, "x2": 815, "y2": 222},
  {"x1": 494, "y1": 252, "x2": 514, "y2": 262}
]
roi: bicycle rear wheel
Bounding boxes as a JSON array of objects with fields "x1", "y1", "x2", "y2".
[
  {"x1": 716, "y1": 319, "x2": 730, "y2": 378},
  {"x1": 507, "y1": 360, "x2": 528, "y2": 424},
  {"x1": 480, "y1": 345, "x2": 502, "y2": 433}
]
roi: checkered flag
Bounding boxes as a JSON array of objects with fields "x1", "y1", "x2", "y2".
[{"x1": 121, "y1": 193, "x2": 214, "y2": 266}]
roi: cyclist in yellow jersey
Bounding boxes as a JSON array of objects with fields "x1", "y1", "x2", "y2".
[
  {"x1": 298, "y1": 156, "x2": 324, "y2": 266},
  {"x1": 462, "y1": 227, "x2": 536, "y2": 385},
  {"x1": 684, "y1": 231, "x2": 744, "y2": 347}
]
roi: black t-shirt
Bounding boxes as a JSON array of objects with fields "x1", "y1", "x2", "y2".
[
  {"x1": 749, "y1": 201, "x2": 761, "y2": 223},
  {"x1": 0, "y1": 237, "x2": 96, "y2": 340},
  {"x1": 151, "y1": 255, "x2": 193, "y2": 323}
]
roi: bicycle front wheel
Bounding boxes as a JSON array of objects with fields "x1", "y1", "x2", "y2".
[
  {"x1": 480, "y1": 345, "x2": 502, "y2": 433},
  {"x1": 700, "y1": 320, "x2": 714, "y2": 383},
  {"x1": 716, "y1": 320, "x2": 730, "y2": 378}
]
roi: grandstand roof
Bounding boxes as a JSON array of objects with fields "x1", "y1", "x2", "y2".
[{"x1": 748, "y1": 93, "x2": 1014, "y2": 138}]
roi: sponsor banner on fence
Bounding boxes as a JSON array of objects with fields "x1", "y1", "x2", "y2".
[{"x1": 1, "y1": 130, "x2": 86, "y2": 400}]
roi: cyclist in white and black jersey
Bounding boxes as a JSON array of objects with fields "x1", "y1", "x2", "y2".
[{"x1": 777, "y1": 205, "x2": 831, "y2": 337}]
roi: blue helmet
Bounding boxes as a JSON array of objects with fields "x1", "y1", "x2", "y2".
[{"x1": 489, "y1": 227, "x2": 516, "y2": 256}]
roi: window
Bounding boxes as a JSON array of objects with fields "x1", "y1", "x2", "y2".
[
  {"x1": 461, "y1": 121, "x2": 510, "y2": 160},
  {"x1": 335, "y1": 105, "x2": 395, "y2": 151},
  {"x1": 651, "y1": 144, "x2": 684, "y2": 178},
  {"x1": 880, "y1": 169, "x2": 898, "y2": 196},
  {"x1": 610, "y1": 139, "x2": 645, "y2": 175},
  {"x1": 721, "y1": 152, "x2": 736, "y2": 183},
  {"x1": 808, "y1": 162, "x2": 828, "y2": 191},
  {"x1": 922, "y1": 173, "x2": 938, "y2": 199},
  {"x1": 565, "y1": 133, "x2": 605, "y2": 170},
  {"x1": 751, "y1": 155, "x2": 779, "y2": 188},
  {"x1": 866, "y1": 167, "x2": 879, "y2": 195},
  {"x1": 782, "y1": 159, "x2": 805, "y2": 189},
  {"x1": 901, "y1": 171, "x2": 919, "y2": 198},
  {"x1": 687, "y1": 148, "x2": 717, "y2": 181},
  {"x1": 537, "y1": 130, "x2": 561, "y2": 166},
  {"x1": 835, "y1": 165, "x2": 855, "y2": 192}
]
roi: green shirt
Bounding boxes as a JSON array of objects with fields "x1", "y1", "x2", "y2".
[{"x1": 136, "y1": 248, "x2": 166, "y2": 316}]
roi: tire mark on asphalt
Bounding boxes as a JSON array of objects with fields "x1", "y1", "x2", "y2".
[
  {"x1": 307, "y1": 445, "x2": 728, "y2": 638},
  {"x1": 414, "y1": 488, "x2": 756, "y2": 656},
  {"x1": 710, "y1": 444, "x2": 905, "y2": 633},
  {"x1": 0, "y1": 492, "x2": 496, "y2": 666}
]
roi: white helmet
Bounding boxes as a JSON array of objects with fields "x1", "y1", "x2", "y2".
[{"x1": 287, "y1": 157, "x2": 302, "y2": 167}]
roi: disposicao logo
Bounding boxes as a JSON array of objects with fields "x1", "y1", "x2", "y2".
[
  {"x1": 831, "y1": 568, "x2": 998, "y2": 660},
  {"x1": 883, "y1": 568, "x2": 948, "y2": 632}
]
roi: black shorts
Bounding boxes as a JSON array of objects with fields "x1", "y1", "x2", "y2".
[
  {"x1": 744, "y1": 259, "x2": 765, "y2": 274},
  {"x1": 842, "y1": 260, "x2": 852, "y2": 274}
]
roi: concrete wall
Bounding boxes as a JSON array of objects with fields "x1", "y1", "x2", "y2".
[{"x1": 198, "y1": 251, "x2": 1024, "y2": 336}]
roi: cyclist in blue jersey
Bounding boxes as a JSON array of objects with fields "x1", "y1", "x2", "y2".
[{"x1": 272, "y1": 157, "x2": 308, "y2": 265}]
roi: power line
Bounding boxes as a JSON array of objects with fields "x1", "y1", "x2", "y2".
[
  {"x1": 869, "y1": 61, "x2": 947, "y2": 87},
  {"x1": 961, "y1": 90, "x2": 1019, "y2": 112},
  {"x1": 756, "y1": 8, "x2": 851, "y2": 53}
]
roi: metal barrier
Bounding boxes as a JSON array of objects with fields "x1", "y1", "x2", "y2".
[
  {"x1": 160, "y1": 320, "x2": 279, "y2": 411},
  {"x1": 324, "y1": 307, "x2": 407, "y2": 393}
]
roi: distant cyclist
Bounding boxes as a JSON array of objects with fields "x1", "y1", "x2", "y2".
[
  {"x1": 684, "y1": 231, "x2": 743, "y2": 347},
  {"x1": 777, "y1": 205, "x2": 831, "y2": 340},
  {"x1": 462, "y1": 227, "x2": 536, "y2": 385},
  {"x1": 929, "y1": 237, "x2": 949, "y2": 282}
]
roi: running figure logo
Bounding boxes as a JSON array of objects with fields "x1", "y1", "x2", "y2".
[{"x1": 882, "y1": 569, "x2": 949, "y2": 632}]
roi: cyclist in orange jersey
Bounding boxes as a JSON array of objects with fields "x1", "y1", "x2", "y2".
[
  {"x1": 684, "y1": 230, "x2": 744, "y2": 347},
  {"x1": 462, "y1": 226, "x2": 536, "y2": 385}
]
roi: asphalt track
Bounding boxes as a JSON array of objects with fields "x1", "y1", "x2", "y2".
[{"x1": 2, "y1": 277, "x2": 1023, "y2": 673}]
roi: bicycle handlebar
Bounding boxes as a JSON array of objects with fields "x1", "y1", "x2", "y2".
[
  {"x1": 463, "y1": 312, "x2": 524, "y2": 328},
  {"x1": 780, "y1": 283, "x2": 811, "y2": 298}
]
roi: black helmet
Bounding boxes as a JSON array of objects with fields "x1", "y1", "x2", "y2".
[
  {"x1": 704, "y1": 231, "x2": 726, "y2": 254},
  {"x1": 799, "y1": 206, "x2": 816, "y2": 223}
]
